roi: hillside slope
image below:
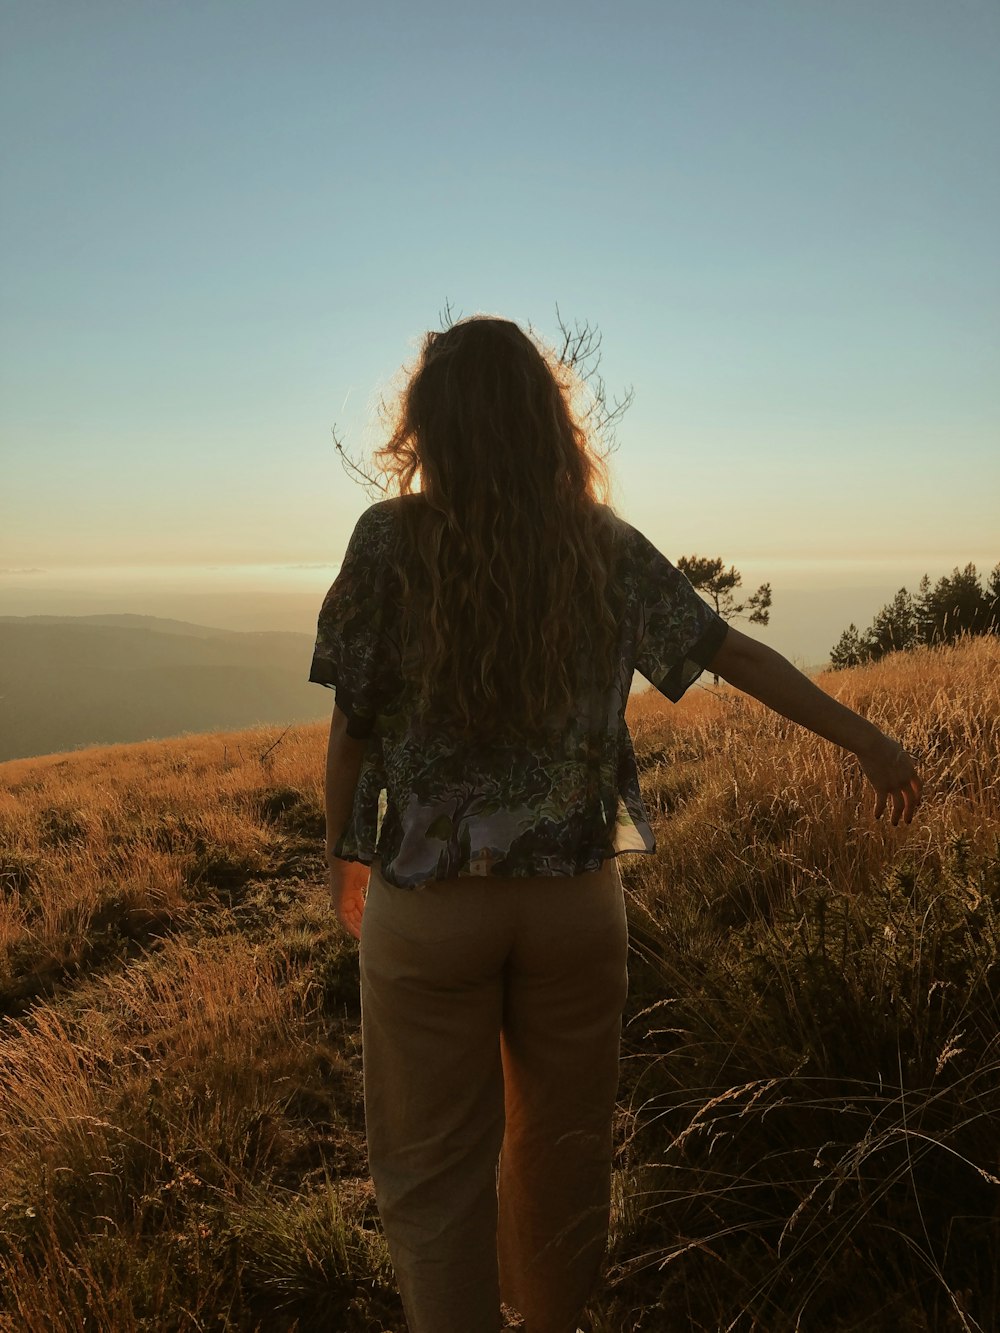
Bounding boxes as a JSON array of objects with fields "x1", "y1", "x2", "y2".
[
  {"x1": 0, "y1": 615, "x2": 330, "y2": 762},
  {"x1": 0, "y1": 637, "x2": 997, "y2": 1330}
]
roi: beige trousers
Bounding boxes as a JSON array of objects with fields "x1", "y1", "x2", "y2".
[{"x1": 359, "y1": 855, "x2": 629, "y2": 1333}]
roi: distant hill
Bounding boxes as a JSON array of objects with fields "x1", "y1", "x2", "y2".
[{"x1": 0, "y1": 614, "x2": 332, "y2": 762}]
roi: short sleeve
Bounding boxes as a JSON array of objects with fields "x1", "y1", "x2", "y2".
[
  {"x1": 631, "y1": 529, "x2": 729, "y2": 702},
  {"x1": 308, "y1": 503, "x2": 398, "y2": 738}
]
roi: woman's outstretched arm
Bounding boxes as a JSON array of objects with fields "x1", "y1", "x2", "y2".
[{"x1": 707, "y1": 625, "x2": 922, "y2": 825}]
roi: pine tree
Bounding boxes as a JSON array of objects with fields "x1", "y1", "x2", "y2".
[
  {"x1": 830, "y1": 561, "x2": 998, "y2": 667},
  {"x1": 985, "y1": 564, "x2": 1000, "y2": 634},
  {"x1": 914, "y1": 573, "x2": 935, "y2": 646},
  {"x1": 866, "y1": 587, "x2": 917, "y2": 659},
  {"x1": 676, "y1": 556, "x2": 773, "y2": 683},
  {"x1": 923, "y1": 564, "x2": 989, "y2": 643},
  {"x1": 830, "y1": 623, "x2": 870, "y2": 670},
  {"x1": 675, "y1": 557, "x2": 772, "y2": 625}
]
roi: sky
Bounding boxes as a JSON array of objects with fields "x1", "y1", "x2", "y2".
[{"x1": 2, "y1": 0, "x2": 998, "y2": 669}]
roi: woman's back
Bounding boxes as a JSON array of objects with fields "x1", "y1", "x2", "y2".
[
  {"x1": 311, "y1": 313, "x2": 716, "y2": 888},
  {"x1": 309, "y1": 493, "x2": 727, "y2": 887},
  {"x1": 361, "y1": 315, "x2": 624, "y2": 747}
]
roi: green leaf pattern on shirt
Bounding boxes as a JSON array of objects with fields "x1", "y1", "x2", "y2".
[{"x1": 309, "y1": 499, "x2": 728, "y2": 887}]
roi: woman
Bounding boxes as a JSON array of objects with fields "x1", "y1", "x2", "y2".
[{"x1": 309, "y1": 316, "x2": 921, "y2": 1333}]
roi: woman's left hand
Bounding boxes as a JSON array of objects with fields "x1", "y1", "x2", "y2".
[
  {"x1": 854, "y1": 733, "x2": 922, "y2": 826},
  {"x1": 327, "y1": 857, "x2": 370, "y2": 940}
]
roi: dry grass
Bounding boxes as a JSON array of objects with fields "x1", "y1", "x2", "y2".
[
  {"x1": 0, "y1": 724, "x2": 330, "y2": 1013},
  {"x1": 0, "y1": 722, "x2": 400, "y2": 1331},
  {"x1": 0, "y1": 636, "x2": 997, "y2": 1330},
  {"x1": 605, "y1": 636, "x2": 1000, "y2": 1332}
]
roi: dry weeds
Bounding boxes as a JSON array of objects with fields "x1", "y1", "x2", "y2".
[{"x1": 0, "y1": 636, "x2": 996, "y2": 1330}]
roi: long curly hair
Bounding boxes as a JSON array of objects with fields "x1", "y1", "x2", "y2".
[{"x1": 373, "y1": 315, "x2": 623, "y2": 745}]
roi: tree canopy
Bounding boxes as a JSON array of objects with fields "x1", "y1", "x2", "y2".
[
  {"x1": 676, "y1": 556, "x2": 772, "y2": 683},
  {"x1": 829, "y1": 563, "x2": 1000, "y2": 669},
  {"x1": 676, "y1": 556, "x2": 772, "y2": 627}
]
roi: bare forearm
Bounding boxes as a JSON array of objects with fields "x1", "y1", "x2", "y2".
[
  {"x1": 712, "y1": 630, "x2": 883, "y2": 757},
  {"x1": 324, "y1": 709, "x2": 368, "y2": 861},
  {"x1": 706, "y1": 624, "x2": 921, "y2": 825}
]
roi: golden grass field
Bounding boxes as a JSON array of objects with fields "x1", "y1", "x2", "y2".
[{"x1": 0, "y1": 636, "x2": 997, "y2": 1331}]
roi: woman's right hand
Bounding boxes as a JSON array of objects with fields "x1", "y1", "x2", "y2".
[
  {"x1": 853, "y1": 733, "x2": 922, "y2": 825},
  {"x1": 327, "y1": 856, "x2": 370, "y2": 940}
]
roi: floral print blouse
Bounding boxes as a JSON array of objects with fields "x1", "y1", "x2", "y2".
[{"x1": 309, "y1": 498, "x2": 728, "y2": 888}]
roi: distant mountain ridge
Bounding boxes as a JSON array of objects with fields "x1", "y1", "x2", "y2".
[
  {"x1": 0, "y1": 612, "x2": 299, "y2": 640},
  {"x1": 0, "y1": 615, "x2": 331, "y2": 763}
]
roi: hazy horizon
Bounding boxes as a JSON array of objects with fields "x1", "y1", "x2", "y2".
[{"x1": 5, "y1": 548, "x2": 998, "y2": 672}]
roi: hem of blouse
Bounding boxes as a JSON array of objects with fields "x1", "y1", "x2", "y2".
[{"x1": 369, "y1": 846, "x2": 656, "y2": 890}]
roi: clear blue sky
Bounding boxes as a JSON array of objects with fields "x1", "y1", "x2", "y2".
[{"x1": 2, "y1": 0, "x2": 997, "y2": 664}]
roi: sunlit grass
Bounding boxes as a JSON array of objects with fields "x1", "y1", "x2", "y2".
[
  {"x1": 0, "y1": 636, "x2": 997, "y2": 1329},
  {"x1": 607, "y1": 635, "x2": 1000, "y2": 1331}
]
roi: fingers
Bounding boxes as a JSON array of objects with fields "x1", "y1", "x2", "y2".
[
  {"x1": 874, "y1": 776, "x2": 923, "y2": 825},
  {"x1": 906, "y1": 776, "x2": 922, "y2": 822},
  {"x1": 329, "y1": 872, "x2": 366, "y2": 941},
  {"x1": 890, "y1": 787, "x2": 904, "y2": 827},
  {"x1": 336, "y1": 904, "x2": 362, "y2": 941}
]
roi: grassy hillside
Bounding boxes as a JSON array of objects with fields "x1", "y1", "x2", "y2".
[
  {"x1": 0, "y1": 616, "x2": 332, "y2": 762},
  {"x1": 0, "y1": 637, "x2": 996, "y2": 1331}
]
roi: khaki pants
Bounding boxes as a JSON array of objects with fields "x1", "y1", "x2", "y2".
[{"x1": 360, "y1": 855, "x2": 629, "y2": 1333}]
